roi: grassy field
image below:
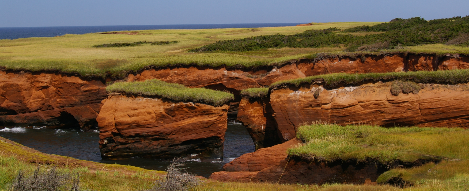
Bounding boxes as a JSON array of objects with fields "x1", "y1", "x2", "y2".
[
  {"x1": 0, "y1": 22, "x2": 378, "y2": 78},
  {"x1": 1, "y1": 17, "x2": 469, "y2": 80},
  {"x1": 106, "y1": 79, "x2": 234, "y2": 106},
  {"x1": 289, "y1": 123, "x2": 469, "y2": 188},
  {"x1": 4, "y1": 20, "x2": 464, "y2": 79}
]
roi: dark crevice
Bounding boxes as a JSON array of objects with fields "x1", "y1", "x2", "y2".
[{"x1": 48, "y1": 111, "x2": 81, "y2": 130}]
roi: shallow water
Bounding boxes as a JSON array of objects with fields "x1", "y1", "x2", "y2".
[{"x1": 0, "y1": 121, "x2": 255, "y2": 178}]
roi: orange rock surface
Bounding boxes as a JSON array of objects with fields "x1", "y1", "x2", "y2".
[
  {"x1": 0, "y1": 71, "x2": 106, "y2": 130},
  {"x1": 210, "y1": 139, "x2": 301, "y2": 181},
  {"x1": 270, "y1": 82, "x2": 469, "y2": 142},
  {"x1": 97, "y1": 95, "x2": 229, "y2": 159},
  {"x1": 236, "y1": 98, "x2": 280, "y2": 148},
  {"x1": 126, "y1": 54, "x2": 469, "y2": 93}
]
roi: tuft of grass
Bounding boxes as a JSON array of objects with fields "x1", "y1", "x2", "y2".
[
  {"x1": 106, "y1": 79, "x2": 234, "y2": 106},
  {"x1": 271, "y1": 69, "x2": 469, "y2": 89},
  {"x1": 240, "y1": 87, "x2": 269, "y2": 99},
  {"x1": 289, "y1": 124, "x2": 469, "y2": 164}
]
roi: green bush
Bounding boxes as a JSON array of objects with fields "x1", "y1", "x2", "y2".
[{"x1": 191, "y1": 16, "x2": 469, "y2": 52}]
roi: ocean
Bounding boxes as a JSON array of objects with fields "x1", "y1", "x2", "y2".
[{"x1": 0, "y1": 23, "x2": 301, "y2": 40}]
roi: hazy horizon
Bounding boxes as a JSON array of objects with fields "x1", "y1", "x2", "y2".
[{"x1": 1, "y1": 0, "x2": 468, "y2": 28}]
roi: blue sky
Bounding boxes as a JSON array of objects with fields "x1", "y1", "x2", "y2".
[{"x1": 1, "y1": 0, "x2": 468, "y2": 27}]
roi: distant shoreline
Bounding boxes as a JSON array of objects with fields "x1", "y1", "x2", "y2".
[{"x1": 0, "y1": 23, "x2": 302, "y2": 40}]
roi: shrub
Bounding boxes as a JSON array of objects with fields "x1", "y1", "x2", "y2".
[
  {"x1": 148, "y1": 158, "x2": 199, "y2": 191},
  {"x1": 11, "y1": 167, "x2": 79, "y2": 191},
  {"x1": 390, "y1": 81, "x2": 422, "y2": 96},
  {"x1": 192, "y1": 16, "x2": 469, "y2": 52},
  {"x1": 446, "y1": 33, "x2": 469, "y2": 46}
]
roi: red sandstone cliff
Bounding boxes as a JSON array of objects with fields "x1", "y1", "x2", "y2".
[
  {"x1": 270, "y1": 82, "x2": 469, "y2": 142},
  {"x1": 0, "y1": 71, "x2": 106, "y2": 130},
  {"x1": 97, "y1": 95, "x2": 229, "y2": 159}
]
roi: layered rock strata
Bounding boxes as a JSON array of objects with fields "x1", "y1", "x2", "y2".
[
  {"x1": 97, "y1": 95, "x2": 229, "y2": 159},
  {"x1": 0, "y1": 71, "x2": 106, "y2": 130},
  {"x1": 270, "y1": 82, "x2": 469, "y2": 142}
]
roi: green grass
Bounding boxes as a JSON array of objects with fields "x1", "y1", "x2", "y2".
[
  {"x1": 289, "y1": 124, "x2": 469, "y2": 164},
  {"x1": 0, "y1": 22, "x2": 380, "y2": 79},
  {"x1": 271, "y1": 68, "x2": 469, "y2": 89},
  {"x1": 1, "y1": 18, "x2": 468, "y2": 80},
  {"x1": 106, "y1": 79, "x2": 234, "y2": 106},
  {"x1": 240, "y1": 87, "x2": 270, "y2": 99}
]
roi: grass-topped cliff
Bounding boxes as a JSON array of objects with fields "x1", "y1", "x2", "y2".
[
  {"x1": 0, "y1": 16, "x2": 468, "y2": 79},
  {"x1": 290, "y1": 123, "x2": 469, "y2": 188},
  {"x1": 106, "y1": 79, "x2": 234, "y2": 106},
  {"x1": 271, "y1": 68, "x2": 469, "y2": 89}
]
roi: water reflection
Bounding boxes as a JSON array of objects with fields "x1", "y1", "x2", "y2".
[{"x1": 0, "y1": 121, "x2": 254, "y2": 178}]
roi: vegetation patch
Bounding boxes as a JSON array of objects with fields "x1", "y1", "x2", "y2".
[
  {"x1": 240, "y1": 87, "x2": 269, "y2": 99},
  {"x1": 191, "y1": 16, "x2": 469, "y2": 52},
  {"x1": 390, "y1": 81, "x2": 422, "y2": 96},
  {"x1": 376, "y1": 160, "x2": 469, "y2": 189},
  {"x1": 12, "y1": 166, "x2": 79, "y2": 191},
  {"x1": 271, "y1": 69, "x2": 469, "y2": 89},
  {"x1": 106, "y1": 79, "x2": 234, "y2": 106},
  {"x1": 93, "y1": 40, "x2": 178, "y2": 47},
  {"x1": 148, "y1": 158, "x2": 199, "y2": 191},
  {"x1": 289, "y1": 124, "x2": 469, "y2": 164}
]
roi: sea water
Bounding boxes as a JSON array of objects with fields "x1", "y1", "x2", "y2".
[
  {"x1": 0, "y1": 23, "x2": 301, "y2": 40},
  {"x1": 0, "y1": 121, "x2": 255, "y2": 178}
]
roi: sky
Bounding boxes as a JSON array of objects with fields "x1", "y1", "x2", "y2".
[{"x1": 1, "y1": 0, "x2": 468, "y2": 27}]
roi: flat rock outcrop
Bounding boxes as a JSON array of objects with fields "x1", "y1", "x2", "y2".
[
  {"x1": 97, "y1": 95, "x2": 229, "y2": 159},
  {"x1": 270, "y1": 82, "x2": 469, "y2": 142},
  {"x1": 210, "y1": 138, "x2": 301, "y2": 182},
  {"x1": 0, "y1": 71, "x2": 106, "y2": 130}
]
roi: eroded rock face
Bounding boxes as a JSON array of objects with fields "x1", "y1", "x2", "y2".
[
  {"x1": 0, "y1": 71, "x2": 106, "y2": 130},
  {"x1": 270, "y1": 82, "x2": 469, "y2": 142},
  {"x1": 236, "y1": 98, "x2": 279, "y2": 149},
  {"x1": 127, "y1": 67, "x2": 261, "y2": 91},
  {"x1": 97, "y1": 95, "x2": 229, "y2": 159},
  {"x1": 253, "y1": 157, "x2": 382, "y2": 185},
  {"x1": 297, "y1": 54, "x2": 405, "y2": 76}
]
